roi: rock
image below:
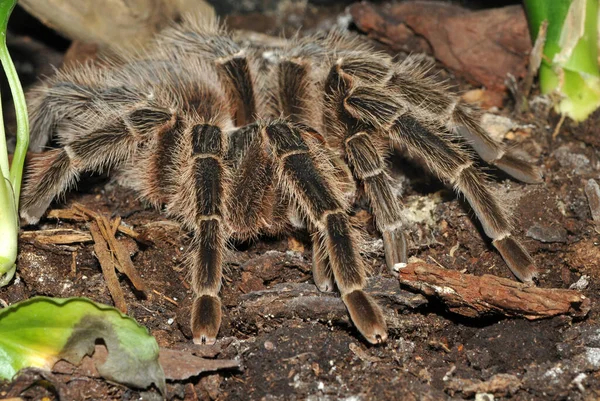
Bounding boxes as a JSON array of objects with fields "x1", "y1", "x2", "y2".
[{"x1": 526, "y1": 222, "x2": 568, "y2": 243}]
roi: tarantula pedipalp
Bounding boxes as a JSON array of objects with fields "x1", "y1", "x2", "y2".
[{"x1": 21, "y1": 16, "x2": 542, "y2": 345}]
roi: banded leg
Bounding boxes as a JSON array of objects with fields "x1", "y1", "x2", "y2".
[
  {"x1": 323, "y1": 62, "x2": 408, "y2": 273},
  {"x1": 21, "y1": 107, "x2": 174, "y2": 223},
  {"x1": 272, "y1": 56, "x2": 357, "y2": 286},
  {"x1": 168, "y1": 123, "x2": 229, "y2": 344},
  {"x1": 28, "y1": 66, "x2": 142, "y2": 152},
  {"x1": 160, "y1": 18, "x2": 261, "y2": 126},
  {"x1": 344, "y1": 131, "x2": 408, "y2": 273},
  {"x1": 390, "y1": 114, "x2": 537, "y2": 282},
  {"x1": 311, "y1": 233, "x2": 334, "y2": 292},
  {"x1": 264, "y1": 121, "x2": 387, "y2": 344},
  {"x1": 387, "y1": 63, "x2": 542, "y2": 183},
  {"x1": 227, "y1": 123, "x2": 278, "y2": 239}
]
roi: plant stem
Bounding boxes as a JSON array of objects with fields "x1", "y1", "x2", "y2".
[
  {"x1": 0, "y1": 29, "x2": 28, "y2": 206},
  {"x1": 0, "y1": 0, "x2": 26, "y2": 283}
]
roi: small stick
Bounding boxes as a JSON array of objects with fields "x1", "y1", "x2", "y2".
[
  {"x1": 89, "y1": 221, "x2": 127, "y2": 313},
  {"x1": 70, "y1": 251, "x2": 77, "y2": 278},
  {"x1": 20, "y1": 229, "x2": 92, "y2": 245},
  {"x1": 74, "y1": 204, "x2": 146, "y2": 292},
  {"x1": 47, "y1": 206, "x2": 142, "y2": 239},
  {"x1": 152, "y1": 289, "x2": 179, "y2": 306}
]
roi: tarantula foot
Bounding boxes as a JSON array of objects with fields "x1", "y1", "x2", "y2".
[
  {"x1": 21, "y1": 207, "x2": 45, "y2": 225},
  {"x1": 313, "y1": 267, "x2": 334, "y2": 293},
  {"x1": 191, "y1": 295, "x2": 222, "y2": 345},
  {"x1": 342, "y1": 290, "x2": 388, "y2": 344},
  {"x1": 312, "y1": 249, "x2": 334, "y2": 292},
  {"x1": 495, "y1": 154, "x2": 544, "y2": 184},
  {"x1": 382, "y1": 227, "x2": 408, "y2": 274},
  {"x1": 493, "y1": 236, "x2": 538, "y2": 284}
]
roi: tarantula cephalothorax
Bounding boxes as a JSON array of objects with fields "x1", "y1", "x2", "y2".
[{"x1": 21, "y1": 16, "x2": 542, "y2": 345}]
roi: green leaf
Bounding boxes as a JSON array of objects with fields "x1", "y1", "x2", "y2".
[
  {"x1": 524, "y1": 0, "x2": 600, "y2": 121},
  {"x1": 0, "y1": 297, "x2": 165, "y2": 393},
  {"x1": 0, "y1": 0, "x2": 16, "y2": 36}
]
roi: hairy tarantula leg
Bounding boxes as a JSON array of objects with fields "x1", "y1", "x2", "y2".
[
  {"x1": 386, "y1": 67, "x2": 542, "y2": 183},
  {"x1": 311, "y1": 233, "x2": 335, "y2": 292},
  {"x1": 28, "y1": 81, "x2": 97, "y2": 151},
  {"x1": 215, "y1": 53, "x2": 258, "y2": 126},
  {"x1": 344, "y1": 131, "x2": 408, "y2": 273},
  {"x1": 21, "y1": 107, "x2": 174, "y2": 224},
  {"x1": 264, "y1": 122, "x2": 387, "y2": 344},
  {"x1": 226, "y1": 123, "x2": 278, "y2": 238},
  {"x1": 451, "y1": 105, "x2": 543, "y2": 184},
  {"x1": 182, "y1": 124, "x2": 229, "y2": 345},
  {"x1": 159, "y1": 18, "x2": 259, "y2": 125},
  {"x1": 391, "y1": 114, "x2": 537, "y2": 283},
  {"x1": 323, "y1": 62, "x2": 408, "y2": 274}
]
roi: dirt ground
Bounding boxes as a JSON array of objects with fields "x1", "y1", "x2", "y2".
[{"x1": 2, "y1": 1, "x2": 600, "y2": 400}]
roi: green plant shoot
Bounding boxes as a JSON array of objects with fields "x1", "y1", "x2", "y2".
[
  {"x1": 0, "y1": 0, "x2": 29, "y2": 285},
  {"x1": 524, "y1": 0, "x2": 600, "y2": 121}
]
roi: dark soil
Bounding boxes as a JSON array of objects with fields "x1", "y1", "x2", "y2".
[{"x1": 2, "y1": 1, "x2": 600, "y2": 400}]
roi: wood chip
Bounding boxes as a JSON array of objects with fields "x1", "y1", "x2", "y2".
[
  {"x1": 399, "y1": 263, "x2": 591, "y2": 320},
  {"x1": 89, "y1": 221, "x2": 127, "y2": 313},
  {"x1": 232, "y1": 277, "x2": 427, "y2": 330},
  {"x1": 74, "y1": 204, "x2": 146, "y2": 292},
  {"x1": 351, "y1": 2, "x2": 531, "y2": 91},
  {"x1": 585, "y1": 179, "x2": 600, "y2": 224},
  {"x1": 21, "y1": 229, "x2": 92, "y2": 245},
  {"x1": 47, "y1": 207, "x2": 142, "y2": 240}
]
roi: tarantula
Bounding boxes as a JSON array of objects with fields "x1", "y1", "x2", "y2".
[{"x1": 21, "y1": 16, "x2": 542, "y2": 345}]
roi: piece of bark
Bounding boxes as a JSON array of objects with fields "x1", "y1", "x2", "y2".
[
  {"x1": 348, "y1": 2, "x2": 432, "y2": 54},
  {"x1": 21, "y1": 229, "x2": 92, "y2": 245},
  {"x1": 351, "y1": 2, "x2": 531, "y2": 91},
  {"x1": 231, "y1": 277, "x2": 427, "y2": 330},
  {"x1": 89, "y1": 221, "x2": 127, "y2": 313},
  {"x1": 47, "y1": 207, "x2": 143, "y2": 241},
  {"x1": 585, "y1": 179, "x2": 600, "y2": 223},
  {"x1": 399, "y1": 263, "x2": 591, "y2": 320},
  {"x1": 20, "y1": 0, "x2": 214, "y2": 51},
  {"x1": 74, "y1": 204, "x2": 146, "y2": 292}
]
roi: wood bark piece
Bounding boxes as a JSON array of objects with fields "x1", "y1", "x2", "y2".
[
  {"x1": 350, "y1": 1, "x2": 531, "y2": 91},
  {"x1": 89, "y1": 221, "x2": 127, "y2": 313},
  {"x1": 74, "y1": 204, "x2": 146, "y2": 293},
  {"x1": 20, "y1": 229, "x2": 92, "y2": 245},
  {"x1": 20, "y1": 0, "x2": 214, "y2": 51},
  {"x1": 585, "y1": 179, "x2": 600, "y2": 225},
  {"x1": 399, "y1": 263, "x2": 591, "y2": 320},
  {"x1": 232, "y1": 277, "x2": 428, "y2": 330},
  {"x1": 47, "y1": 208, "x2": 142, "y2": 240}
]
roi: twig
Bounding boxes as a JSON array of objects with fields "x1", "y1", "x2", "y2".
[
  {"x1": 47, "y1": 207, "x2": 142, "y2": 240},
  {"x1": 20, "y1": 229, "x2": 92, "y2": 245},
  {"x1": 552, "y1": 113, "x2": 566, "y2": 139},
  {"x1": 152, "y1": 289, "x2": 179, "y2": 306},
  {"x1": 89, "y1": 221, "x2": 127, "y2": 313},
  {"x1": 74, "y1": 204, "x2": 146, "y2": 292}
]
